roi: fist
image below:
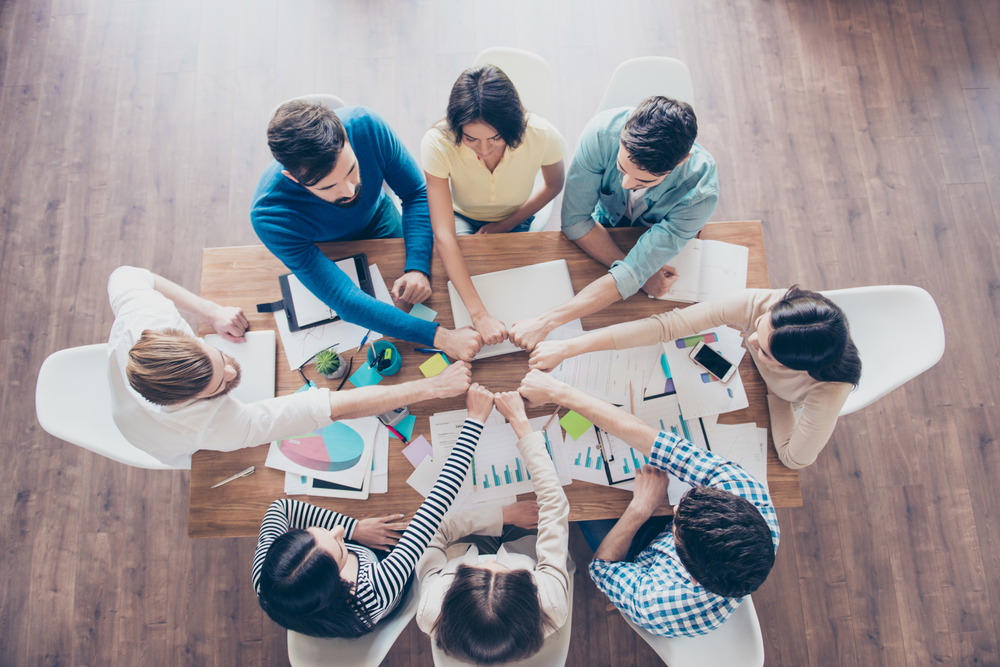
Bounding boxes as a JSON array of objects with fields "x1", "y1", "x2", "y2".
[
  {"x1": 518, "y1": 369, "x2": 565, "y2": 407},
  {"x1": 211, "y1": 306, "x2": 249, "y2": 343},
  {"x1": 641, "y1": 264, "x2": 679, "y2": 298},
  {"x1": 432, "y1": 360, "x2": 472, "y2": 399},
  {"x1": 528, "y1": 340, "x2": 568, "y2": 372},
  {"x1": 435, "y1": 326, "x2": 484, "y2": 362},
  {"x1": 391, "y1": 271, "x2": 432, "y2": 304},
  {"x1": 466, "y1": 383, "x2": 495, "y2": 422},
  {"x1": 472, "y1": 312, "x2": 508, "y2": 347},
  {"x1": 493, "y1": 391, "x2": 527, "y2": 423},
  {"x1": 508, "y1": 315, "x2": 552, "y2": 352}
]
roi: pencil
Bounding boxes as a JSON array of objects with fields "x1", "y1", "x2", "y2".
[
  {"x1": 542, "y1": 410, "x2": 560, "y2": 431},
  {"x1": 629, "y1": 381, "x2": 635, "y2": 415},
  {"x1": 385, "y1": 422, "x2": 409, "y2": 444}
]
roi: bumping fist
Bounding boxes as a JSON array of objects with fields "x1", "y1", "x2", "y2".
[
  {"x1": 431, "y1": 360, "x2": 472, "y2": 399},
  {"x1": 466, "y1": 383, "x2": 495, "y2": 422},
  {"x1": 518, "y1": 369, "x2": 566, "y2": 407}
]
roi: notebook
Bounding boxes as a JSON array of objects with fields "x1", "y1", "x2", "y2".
[
  {"x1": 204, "y1": 330, "x2": 276, "y2": 404},
  {"x1": 447, "y1": 259, "x2": 581, "y2": 359}
]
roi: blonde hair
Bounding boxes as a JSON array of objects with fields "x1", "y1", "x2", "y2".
[{"x1": 126, "y1": 329, "x2": 213, "y2": 405}]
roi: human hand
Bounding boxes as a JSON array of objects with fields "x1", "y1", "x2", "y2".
[
  {"x1": 518, "y1": 369, "x2": 566, "y2": 408},
  {"x1": 628, "y1": 465, "x2": 670, "y2": 518},
  {"x1": 528, "y1": 340, "x2": 569, "y2": 372},
  {"x1": 430, "y1": 360, "x2": 472, "y2": 399},
  {"x1": 508, "y1": 314, "x2": 553, "y2": 352},
  {"x1": 502, "y1": 501, "x2": 539, "y2": 530},
  {"x1": 474, "y1": 222, "x2": 504, "y2": 235},
  {"x1": 391, "y1": 271, "x2": 432, "y2": 304},
  {"x1": 210, "y1": 306, "x2": 249, "y2": 343},
  {"x1": 434, "y1": 326, "x2": 484, "y2": 362},
  {"x1": 472, "y1": 312, "x2": 508, "y2": 347},
  {"x1": 466, "y1": 383, "x2": 494, "y2": 422},
  {"x1": 493, "y1": 391, "x2": 531, "y2": 437},
  {"x1": 641, "y1": 265, "x2": 679, "y2": 298},
  {"x1": 352, "y1": 514, "x2": 409, "y2": 550}
]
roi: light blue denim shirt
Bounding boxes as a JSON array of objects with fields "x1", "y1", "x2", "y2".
[{"x1": 561, "y1": 108, "x2": 719, "y2": 299}]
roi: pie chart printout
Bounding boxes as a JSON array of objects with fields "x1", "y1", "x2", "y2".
[{"x1": 278, "y1": 422, "x2": 365, "y2": 472}]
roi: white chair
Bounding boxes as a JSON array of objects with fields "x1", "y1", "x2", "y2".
[
  {"x1": 472, "y1": 47, "x2": 559, "y2": 232},
  {"x1": 287, "y1": 580, "x2": 419, "y2": 667},
  {"x1": 431, "y1": 558, "x2": 576, "y2": 667},
  {"x1": 35, "y1": 344, "x2": 176, "y2": 470},
  {"x1": 597, "y1": 56, "x2": 696, "y2": 113},
  {"x1": 821, "y1": 285, "x2": 945, "y2": 416},
  {"x1": 622, "y1": 595, "x2": 765, "y2": 667}
]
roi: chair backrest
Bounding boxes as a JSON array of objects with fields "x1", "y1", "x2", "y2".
[
  {"x1": 597, "y1": 57, "x2": 696, "y2": 113},
  {"x1": 34, "y1": 344, "x2": 176, "y2": 470},
  {"x1": 431, "y1": 559, "x2": 576, "y2": 667},
  {"x1": 269, "y1": 94, "x2": 346, "y2": 121},
  {"x1": 287, "y1": 580, "x2": 420, "y2": 667},
  {"x1": 820, "y1": 285, "x2": 945, "y2": 416},
  {"x1": 623, "y1": 595, "x2": 764, "y2": 667},
  {"x1": 472, "y1": 47, "x2": 558, "y2": 125}
]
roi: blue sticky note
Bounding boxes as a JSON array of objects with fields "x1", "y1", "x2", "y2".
[
  {"x1": 396, "y1": 414, "x2": 417, "y2": 441},
  {"x1": 349, "y1": 363, "x2": 383, "y2": 388},
  {"x1": 408, "y1": 302, "x2": 438, "y2": 321}
]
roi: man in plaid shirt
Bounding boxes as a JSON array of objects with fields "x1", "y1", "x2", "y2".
[{"x1": 518, "y1": 370, "x2": 779, "y2": 637}]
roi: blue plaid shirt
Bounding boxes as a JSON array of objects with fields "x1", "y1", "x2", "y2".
[{"x1": 589, "y1": 432, "x2": 780, "y2": 637}]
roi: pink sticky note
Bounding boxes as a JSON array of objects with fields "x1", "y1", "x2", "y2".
[{"x1": 402, "y1": 435, "x2": 434, "y2": 469}]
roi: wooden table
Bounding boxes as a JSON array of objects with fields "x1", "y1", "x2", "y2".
[{"x1": 190, "y1": 222, "x2": 801, "y2": 538}]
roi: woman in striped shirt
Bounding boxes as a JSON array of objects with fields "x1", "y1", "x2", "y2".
[{"x1": 252, "y1": 383, "x2": 495, "y2": 638}]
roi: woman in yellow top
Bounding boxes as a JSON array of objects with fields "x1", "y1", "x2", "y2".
[
  {"x1": 527, "y1": 287, "x2": 862, "y2": 470},
  {"x1": 421, "y1": 65, "x2": 567, "y2": 345}
]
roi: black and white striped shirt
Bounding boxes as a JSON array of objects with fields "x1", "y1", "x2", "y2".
[{"x1": 252, "y1": 419, "x2": 483, "y2": 627}]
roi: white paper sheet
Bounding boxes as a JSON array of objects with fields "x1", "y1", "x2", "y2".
[
  {"x1": 704, "y1": 422, "x2": 769, "y2": 494},
  {"x1": 274, "y1": 263, "x2": 392, "y2": 370},
  {"x1": 654, "y1": 239, "x2": 749, "y2": 303}
]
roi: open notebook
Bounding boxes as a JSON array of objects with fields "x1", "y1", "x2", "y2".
[{"x1": 448, "y1": 259, "x2": 581, "y2": 359}]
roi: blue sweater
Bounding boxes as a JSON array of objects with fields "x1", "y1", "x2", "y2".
[{"x1": 251, "y1": 106, "x2": 438, "y2": 346}]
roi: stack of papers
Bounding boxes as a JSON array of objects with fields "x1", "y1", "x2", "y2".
[
  {"x1": 661, "y1": 326, "x2": 749, "y2": 420},
  {"x1": 266, "y1": 415, "x2": 384, "y2": 500}
]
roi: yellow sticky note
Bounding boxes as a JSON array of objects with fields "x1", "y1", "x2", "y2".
[
  {"x1": 419, "y1": 353, "x2": 449, "y2": 378},
  {"x1": 559, "y1": 410, "x2": 593, "y2": 440}
]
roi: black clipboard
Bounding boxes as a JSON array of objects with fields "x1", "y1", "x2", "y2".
[{"x1": 256, "y1": 253, "x2": 376, "y2": 332}]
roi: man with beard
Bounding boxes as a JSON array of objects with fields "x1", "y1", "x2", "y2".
[
  {"x1": 251, "y1": 101, "x2": 482, "y2": 361},
  {"x1": 107, "y1": 266, "x2": 474, "y2": 467}
]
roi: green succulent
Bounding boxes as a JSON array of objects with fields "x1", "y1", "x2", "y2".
[{"x1": 314, "y1": 349, "x2": 342, "y2": 375}]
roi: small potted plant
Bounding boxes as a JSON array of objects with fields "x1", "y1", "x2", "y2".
[{"x1": 313, "y1": 349, "x2": 345, "y2": 380}]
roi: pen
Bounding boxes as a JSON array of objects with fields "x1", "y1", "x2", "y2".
[
  {"x1": 629, "y1": 381, "x2": 635, "y2": 415},
  {"x1": 211, "y1": 466, "x2": 255, "y2": 489},
  {"x1": 359, "y1": 329, "x2": 372, "y2": 348},
  {"x1": 385, "y1": 422, "x2": 409, "y2": 445},
  {"x1": 472, "y1": 457, "x2": 477, "y2": 491},
  {"x1": 660, "y1": 353, "x2": 672, "y2": 379},
  {"x1": 414, "y1": 347, "x2": 445, "y2": 354}
]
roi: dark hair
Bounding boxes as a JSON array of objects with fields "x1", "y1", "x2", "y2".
[
  {"x1": 673, "y1": 486, "x2": 775, "y2": 598},
  {"x1": 257, "y1": 529, "x2": 373, "y2": 638},
  {"x1": 433, "y1": 564, "x2": 555, "y2": 665},
  {"x1": 446, "y1": 65, "x2": 527, "y2": 150},
  {"x1": 267, "y1": 101, "x2": 346, "y2": 187},
  {"x1": 620, "y1": 95, "x2": 698, "y2": 176},
  {"x1": 768, "y1": 286, "x2": 862, "y2": 387}
]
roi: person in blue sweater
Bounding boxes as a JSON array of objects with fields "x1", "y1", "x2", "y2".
[{"x1": 252, "y1": 101, "x2": 484, "y2": 361}]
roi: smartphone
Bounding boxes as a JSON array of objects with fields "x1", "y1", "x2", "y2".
[{"x1": 690, "y1": 341, "x2": 737, "y2": 383}]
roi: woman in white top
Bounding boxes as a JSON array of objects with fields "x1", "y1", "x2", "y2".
[
  {"x1": 416, "y1": 391, "x2": 571, "y2": 664},
  {"x1": 421, "y1": 65, "x2": 568, "y2": 346}
]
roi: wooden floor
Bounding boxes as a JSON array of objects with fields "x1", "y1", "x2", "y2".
[{"x1": 1, "y1": 0, "x2": 998, "y2": 665}]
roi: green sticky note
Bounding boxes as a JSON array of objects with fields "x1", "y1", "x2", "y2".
[
  {"x1": 560, "y1": 411, "x2": 593, "y2": 441},
  {"x1": 350, "y1": 363, "x2": 383, "y2": 388},
  {"x1": 419, "y1": 353, "x2": 449, "y2": 377},
  {"x1": 396, "y1": 414, "x2": 417, "y2": 440},
  {"x1": 409, "y1": 302, "x2": 438, "y2": 321}
]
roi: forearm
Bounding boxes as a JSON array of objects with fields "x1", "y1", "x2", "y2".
[
  {"x1": 329, "y1": 378, "x2": 438, "y2": 420},
  {"x1": 593, "y1": 505, "x2": 649, "y2": 562},
  {"x1": 552, "y1": 383, "x2": 658, "y2": 456},
  {"x1": 564, "y1": 328, "x2": 616, "y2": 359},
  {"x1": 536, "y1": 275, "x2": 622, "y2": 333},
  {"x1": 494, "y1": 182, "x2": 561, "y2": 231},
  {"x1": 151, "y1": 274, "x2": 221, "y2": 323},
  {"x1": 573, "y1": 222, "x2": 626, "y2": 269},
  {"x1": 435, "y1": 231, "x2": 489, "y2": 317}
]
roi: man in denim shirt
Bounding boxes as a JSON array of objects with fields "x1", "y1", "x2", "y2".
[{"x1": 509, "y1": 97, "x2": 718, "y2": 352}]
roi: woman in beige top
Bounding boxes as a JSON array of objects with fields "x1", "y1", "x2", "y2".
[
  {"x1": 528, "y1": 287, "x2": 862, "y2": 470},
  {"x1": 415, "y1": 391, "x2": 571, "y2": 664}
]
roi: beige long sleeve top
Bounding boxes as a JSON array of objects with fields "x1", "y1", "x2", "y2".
[
  {"x1": 415, "y1": 431, "x2": 571, "y2": 637},
  {"x1": 609, "y1": 289, "x2": 852, "y2": 469}
]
